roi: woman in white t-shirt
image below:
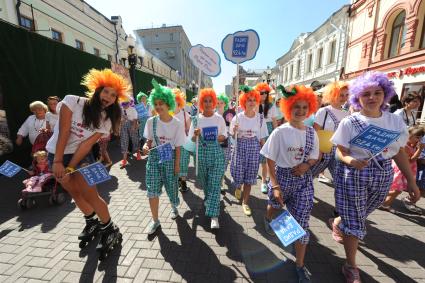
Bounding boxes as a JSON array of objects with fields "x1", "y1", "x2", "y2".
[
  {"x1": 330, "y1": 72, "x2": 420, "y2": 281},
  {"x1": 311, "y1": 82, "x2": 349, "y2": 182},
  {"x1": 47, "y1": 69, "x2": 129, "y2": 257},
  {"x1": 46, "y1": 96, "x2": 60, "y2": 132},
  {"x1": 230, "y1": 86, "x2": 268, "y2": 217},
  {"x1": 255, "y1": 82, "x2": 278, "y2": 194},
  {"x1": 393, "y1": 91, "x2": 421, "y2": 127},
  {"x1": 119, "y1": 98, "x2": 140, "y2": 167},
  {"x1": 190, "y1": 88, "x2": 227, "y2": 229},
  {"x1": 16, "y1": 101, "x2": 48, "y2": 145}
]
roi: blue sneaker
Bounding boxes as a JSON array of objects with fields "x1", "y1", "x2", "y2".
[
  {"x1": 296, "y1": 266, "x2": 312, "y2": 283},
  {"x1": 261, "y1": 183, "x2": 268, "y2": 194}
]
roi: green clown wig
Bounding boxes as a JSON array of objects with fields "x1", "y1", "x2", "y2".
[
  {"x1": 148, "y1": 79, "x2": 176, "y2": 111},
  {"x1": 136, "y1": 91, "x2": 148, "y2": 103},
  {"x1": 217, "y1": 93, "x2": 229, "y2": 111}
]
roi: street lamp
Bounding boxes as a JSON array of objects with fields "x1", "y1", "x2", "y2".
[{"x1": 126, "y1": 34, "x2": 137, "y2": 97}]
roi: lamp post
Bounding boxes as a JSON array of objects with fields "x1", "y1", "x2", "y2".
[{"x1": 126, "y1": 34, "x2": 137, "y2": 97}]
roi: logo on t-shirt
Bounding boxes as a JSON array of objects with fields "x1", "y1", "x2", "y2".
[{"x1": 288, "y1": 147, "x2": 304, "y2": 161}]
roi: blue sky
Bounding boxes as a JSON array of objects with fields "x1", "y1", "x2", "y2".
[{"x1": 86, "y1": 0, "x2": 349, "y2": 93}]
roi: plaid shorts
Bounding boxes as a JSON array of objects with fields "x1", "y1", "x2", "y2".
[
  {"x1": 120, "y1": 120, "x2": 139, "y2": 154},
  {"x1": 334, "y1": 159, "x2": 393, "y2": 239},
  {"x1": 179, "y1": 148, "x2": 190, "y2": 177},
  {"x1": 267, "y1": 166, "x2": 314, "y2": 245},
  {"x1": 145, "y1": 149, "x2": 179, "y2": 207},
  {"x1": 310, "y1": 146, "x2": 337, "y2": 178},
  {"x1": 231, "y1": 137, "x2": 261, "y2": 187}
]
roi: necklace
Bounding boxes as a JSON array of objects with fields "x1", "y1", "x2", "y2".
[{"x1": 34, "y1": 117, "x2": 45, "y2": 132}]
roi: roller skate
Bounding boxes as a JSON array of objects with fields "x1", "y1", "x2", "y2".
[
  {"x1": 96, "y1": 222, "x2": 122, "y2": 261},
  {"x1": 78, "y1": 217, "x2": 100, "y2": 248}
]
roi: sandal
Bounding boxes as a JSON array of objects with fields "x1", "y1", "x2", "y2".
[{"x1": 328, "y1": 218, "x2": 344, "y2": 244}]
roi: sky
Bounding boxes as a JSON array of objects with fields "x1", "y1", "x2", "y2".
[{"x1": 86, "y1": 0, "x2": 349, "y2": 93}]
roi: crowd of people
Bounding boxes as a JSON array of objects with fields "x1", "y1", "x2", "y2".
[{"x1": 14, "y1": 68, "x2": 424, "y2": 283}]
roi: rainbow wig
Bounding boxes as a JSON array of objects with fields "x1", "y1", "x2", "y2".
[
  {"x1": 278, "y1": 85, "x2": 317, "y2": 121},
  {"x1": 349, "y1": 71, "x2": 396, "y2": 111},
  {"x1": 239, "y1": 85, "x2": 261, "y2": 110},
  {"x1": 148, "y1": 79, "x2": 176, "y2": 111},
  {"x1": 217, "y1": 93, "x2": 229, "y2": 110},
  {"x1": 322, "y1": 81, "x2": 349, "y2": 104},
  {"x1": 81, "y1": 68, "x2": 131, "y2": 102},
  {"x1": 172, "y1": 88, "x2": 186, "y2": 109},
  {"x1": 136, "y1": 91, "x2": 148, "y2": 103},
  {"x1": 199, "y1": 88, "x2": 218, "y2": 112}
]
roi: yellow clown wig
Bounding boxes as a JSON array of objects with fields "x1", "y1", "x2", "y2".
[
  {"x1": 172, "y1": 88, "x2": 186, "y2": 109},
  {"x1": 322, "y1": 81, "x2": 349, "y2": 105},
  {"x1": 277, "y1": 85, "x2": 317, "y2": 121},
  {"x1": 239, "y1": 85, "x2": 261, "y2": 110},
  {"x1": 81, "y1": 68, "x2": 132, "y2": 102},
  {"x1": 199, "y1": 88, "x2": 218, "y2": 112}
]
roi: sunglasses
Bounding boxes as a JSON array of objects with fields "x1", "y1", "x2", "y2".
[{"x1": 260, "y1": 91, "x2": 269, "y2": 95}]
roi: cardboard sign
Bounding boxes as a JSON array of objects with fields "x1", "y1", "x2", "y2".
[
  {"x1": 189, "y1": 44, "x2": 221, "y2": 77},
  {"x1": 156, "y1": 142, "x2": 173, "y2": 163},
  {"x1": 135, "y1": 103, "x2": 148, "y2": 118},
  {"x1": 350, "y1": 125, "x2": 400, "y2": 155},
  {"x1": 269, "y1": 210, "x2": 306, "y2": 247},
  {"x1": 0, "y1": 160, "x2": 22, "y2": 177},
  {"x1": 77, "y1": 162, "x2": 111, "y2": 186},
  {"x1": 202, "y1": 126, "x2": 218, "y2": 141},
  {"x1": 221, "y1": 29, "x2": 260, "y2": 64}
]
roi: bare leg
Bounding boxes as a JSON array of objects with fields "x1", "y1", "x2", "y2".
[
  {"x1": 295, "y1": 241, "x2": 307, "y2": 267},
  {"x1": 242, "y1": 184, "x2": 251, "y2": 205},
  {"x1": 61, "y1": 176, "x2": 95, "y2": 217},
  {"x1": 149, "y1": 197, "x2": 159, "y2": 221},
  {"x1": 265, "y1": 204, "x2": 275, "y2": 220},
  {"x1": 382, "y1": 190, "x2": 402, "y2": 207},
  {"x1": 343, "y1": 234, "x2": 359, "y2": 267},
  {"x1": 261, "y1": 162, "x2": 268, "y2": 184}
]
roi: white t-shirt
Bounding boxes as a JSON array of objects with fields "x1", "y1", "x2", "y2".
[
  {"x1": 260, "y1": 123, "x2": 319, "y2": 168},
  {"x1": 331, "y1": 111, "x2": 408, "y2": 160},
  {"x1": 230, "y1": 112, "x2": 268, "y2": 140},
  {"x1": 17, "y1": 115, "x2": 47, "y2": 144},
  {"x1": 46, "y1": 95, "x2": 112, "y2": 154},
  {"x1": 46, "y1": 112, "x2": 58, "y2": 131},
  {"x1": 144, "y1": 116, "x2": 186, "y2": 148},
  {"x1": 188, "y1": 113, "x2": 227, "y2": 140},
  {"x1": 314, "y1": 105, "x2": 349, "y2": 131},
  {"x1": 260, "y1": 103, "x2": 277, "y2": 122},
  {"x1": 174, "y1": 110, "x2": 190, "y2": 136},
  {"x1": 122, "y1": 106, "x2": 138, "y2": 121},
  {"x1": 394, "y1": 108, "x2": 416, "y2": 127}
]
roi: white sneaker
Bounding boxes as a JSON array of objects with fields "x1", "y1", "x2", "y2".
[{"x1": 211, "y1": 217, "x2": 219, "y2": 229}]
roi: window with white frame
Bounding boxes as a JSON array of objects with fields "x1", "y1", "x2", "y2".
[
  {"x1": 329, "y1": 40, "x2": 336, "y2": 64},
  {"x1": 316, "y1": 47, "x2": 323, "y2": 69}
]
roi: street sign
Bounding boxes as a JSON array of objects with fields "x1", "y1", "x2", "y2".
[
  {"x1": 188, "y1": 44, "x2": 221, "y2": 77},
  {"x1": 77, "y1": 162, "x2": 111, "y2": 186},
  {"x1": 221, "y1": 29, "x2": 260, "y2": 64},
  {"x1": 269, "y1": 210, "x2": 306, "y2": 247},
  {"x1": 350, "y1": 124, "x2": 400, "y2": 155},
  {"x1": 0, "y1": 160, "x2": 22, "y2": 177}
]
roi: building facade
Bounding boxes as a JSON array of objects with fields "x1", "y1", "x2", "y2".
[
  {"x1": 275, "y1": 5, "x2": 350, "y2": 88},
  {"x1": 135, "y1": 25, "x2": 212, "y2": 89}
]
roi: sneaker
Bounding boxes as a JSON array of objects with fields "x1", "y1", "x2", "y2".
[
  {"x1": 295, "y1": 265, "x2": 312, "y2": 283},
  {"x1": 211, "y1": 217, "x2": 219, "y2": 229},
  {"x1": 342, "y1": 264, "x2": 362, "y2": 283},
  {"x1": 402, "y1": 197, "x2": 422, "y2": 214},
  {"x1": 263, "y1": 216, "x2": 275, "y2": 236},
  {"x1": 147, "y1": 220, "x2": 161, "y2": 235},
  {"x1": 234, "y1": 188, "x2": 242, "y2": 200},
  {"x1": 328, "y1": 218, "x2": 344, "y2": 244},
  {"x1": 136, "y1": 151, "x2": 142, "y2": 161},
  {"x1": 242, "y1": 204, "x2": 252, "y2": 216},
  {"x1": 318, "y1": 174, "x2": 331, "y2": 184},
  {"x1": 261, "y1": 183, "x2": 268, "y2": 194},
  {"x1": 170, "y1": 206, "x2": 179, "y2": 220},
  {"x1": 120, "y1": 159, "x2": 127, "y2": 168}
]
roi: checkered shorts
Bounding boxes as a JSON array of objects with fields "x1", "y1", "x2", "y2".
[
  {"x1": 231, "y1": 137, "x2": 261, "y2": 187},
  {"x1": 267, "y1": 166, "x2": 314, "y2": 245},
  {"x1": 310, "y1": 146, "x2": 337, "y2": 178},
  {"x1": 179, "y1": 148, "x2": 190, "y2": 177},
  {"x1": 120, "y1": 120, "x2": 139, "y2": 154},
  {"x1": 334, "y1": 159, "x2": 393, "y2": 240}
]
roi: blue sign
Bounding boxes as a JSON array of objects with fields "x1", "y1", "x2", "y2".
[
  {"x1": 0, "y1": 160, "x2": 22, "y2": 177},
  {"x1": 269, "y1": 210, "x2": 306, "y2": 247},
  {"x1": 156, "y1": 142, "x2": 173, "y2": 163},
  {"x1": 232, "y1": 36, "x2": 249, "y2": 58},
  {"x1": 350, "y1": 125, "x2": 400, "y2": 155},
  {"x1": 135, "y1": 103, "x2": 148, "y2": 118},
  {"x1": 77, "y1": 162, "x2": 111, "y2": 186},
  {"x1": 202, "y1": 126, "x2": 218, "y2": 141}
]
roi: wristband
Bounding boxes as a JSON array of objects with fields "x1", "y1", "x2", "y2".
[
  {"x1": 272, "y1": 185, "x2": 280, "y2": 190},
  {"x1": 65, "y1": 167, "x2": 76, "y2": 173}
]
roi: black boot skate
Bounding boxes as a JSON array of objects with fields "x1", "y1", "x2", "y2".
[
  {"x1": 78, "y1": 218, "x2": 100, "y2": 248},
  {"x1": 96, "y1": 222, "x2": 122, "y2": 261}
]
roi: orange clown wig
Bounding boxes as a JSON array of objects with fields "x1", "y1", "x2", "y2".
[
  {"x1": 239, "y1": 85, "x2": 261, "y2": 110},
  {"x1": 255, "y1": 82, "x2": 272, "y2": 94},
  {"x1": 81, "y1": 68, "x2": 131, "y2": 102},
  {"x1": 277, "y1": 85, "x2": 317, "y2": 121},
  {"x1": 199, "y1": 88, "x2": 218, "y2": 112},
  {"x1": 172, "y1": 88, "x2": 186, "y2": 109},
  {"x1": 322, "y1": 81, "x2": 349, "y2": 105}
]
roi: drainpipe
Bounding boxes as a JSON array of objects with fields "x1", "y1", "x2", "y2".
[
  {"x1": 16, "y1": 0, "x2": 21, "y2": 26},
  {"x1": 113, "y1": 22, "x2": 119, "y2": 63}
]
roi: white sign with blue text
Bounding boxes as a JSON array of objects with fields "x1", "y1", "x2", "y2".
[
  {"x1": 156, "y1": 142, "x2": 173, "y2": 163},
  {"x1": 188, "y1": 44, "x2": 221, "y2": 77},
  {"x1": 78, "y1": 162, "x2": 111, "y2": 186},
  {"x1": 0, "y1": 160, "x2": 22, "y2": 177},
  {"x1": 350, "y1": 125, "x2": 400, "y2": 155},
  {"x1": 135, "y1": 103, "x2": 148, "y2": 118},
  {"x1": 221, "y1": 29, "x2": 260, "y2": 64},
  {"x1": 270, "y1": 210, "x2": 306, "y2": 247}
]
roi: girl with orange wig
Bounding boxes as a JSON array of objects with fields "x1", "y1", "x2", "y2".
[
  {"x1": 261, "y1": 85, "x2": 319, "y2": 282},
  {"x1": 188, "y1": 88, "x2": 227, "y2": 230},
  {"x1": 311, "y1": 81, "x2": 349, "y2": 185},
  {"x1": 46, "y1": 68, "x2": 130, "y2": 259},
  {"x1": 255, "y1": 82, "x2": 278, "y2": 194},
  {"x1": 230, "y1": 85, "x2": 268, "y2": 216}
]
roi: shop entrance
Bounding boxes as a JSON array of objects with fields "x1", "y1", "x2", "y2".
[{"x1": 400, "y1": 82, "x2": 425, "y2": 123}]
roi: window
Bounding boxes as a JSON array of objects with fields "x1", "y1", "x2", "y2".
[
  {"x1": 388, "y1": 10, "x2": 406, "y2": 58},
  {"x1": 75, "y1": 40, "x2": 84, "y2": 51},
  {"x1": 93, "y1": 48, "x2": 100, "y2": 57},
  {"x1": 317, "y1": 48, "x2": 323, "y2": 69},
  {"x1": 296, "y1": 59, "x2": 301, "y2": 78},
  {"x1": 20, "y1": 16, "x2": 34, "y2": 31},
  {"x1": 289, "y1": 64, "x2": 293, "y2": 80},
  {"x1": 421, "y1": 16, "x2": 425, "y2": 49},
  {"x1": 170, "y1": 33, "x2": 174, "y2": 41},
  {"x1": 107, "y1": 54, "x2": 113, "y2": 62},
  {"x1": 329, "y1": 40, "x2": 337, "y2": 63},
  {"x1": 307, "y1": 53, "x2": 313, "y2": 73},
  {"x1": 51, "y1": 29, "x2": 63, "y2": 42}
]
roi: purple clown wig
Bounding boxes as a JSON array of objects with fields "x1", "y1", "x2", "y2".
[{"x1": 349, "y1": 71, "x2": 396, "y2": 111}]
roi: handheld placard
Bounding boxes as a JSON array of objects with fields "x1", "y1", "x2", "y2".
[
  {"x1": 77, "y1": 162, "x2": 111, "y2": 186},
  {"x1": 269, "y1": 210, "x2": 306, "y2": 247},
  {"x1": 0, "y1": 160, "x2": 27, "y2": 177}
]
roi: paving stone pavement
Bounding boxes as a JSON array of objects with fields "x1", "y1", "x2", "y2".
[{"x1": 0, "y1": 142, "x2": 425, "y2": 282}]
